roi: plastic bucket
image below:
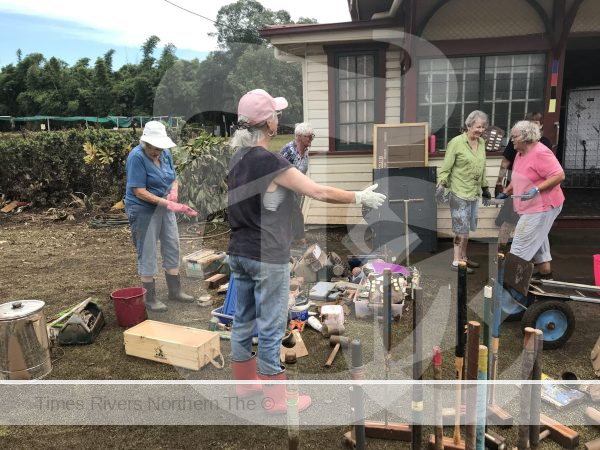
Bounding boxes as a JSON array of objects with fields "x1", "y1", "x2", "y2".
[
  {"x1": 594, "y1": 255, "x2": 600, "y2": 295},
  {"x1": 289, "y1": 303, "x2": 310, "y2": 321},
  {"x1": 111, "y1": 287, "x2": 147, "y2": 327}
]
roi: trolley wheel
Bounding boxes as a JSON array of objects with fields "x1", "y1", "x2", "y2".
[{"x1": 521, "y1": 300, "x2": 575, "y2": 350}]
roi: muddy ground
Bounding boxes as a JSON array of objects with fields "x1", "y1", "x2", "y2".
[{"x1": 1, "y1": 212, "x2": 599, "y2": 449}]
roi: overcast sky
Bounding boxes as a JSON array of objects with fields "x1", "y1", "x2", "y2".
[{"x1": 0, "y1": 0, "x2": 350, "y2": 67}]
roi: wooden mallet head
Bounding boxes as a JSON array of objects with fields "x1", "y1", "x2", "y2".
[
  {"x1": 325, "y1": 335, "x2": 351, "y2": 367},
  {"x1": 330, "y1": 335, "x2": 351, "y2": 348}
]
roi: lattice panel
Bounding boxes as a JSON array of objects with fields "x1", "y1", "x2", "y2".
[
  {"x1": 571, "y1": 0, "x2": 600, "y2": 33},
  {"x1": 422, "y1": 0, "x2": 545, "y2": 41}
]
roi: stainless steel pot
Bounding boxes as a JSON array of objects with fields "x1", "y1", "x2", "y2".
[{"x1": 0, "y1": 300, "x2": 52, "y2": 380}]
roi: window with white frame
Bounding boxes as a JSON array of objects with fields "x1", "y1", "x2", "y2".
[
  {"x1": 418, "y1": 53, "x2": 546, "y2": 150},
  {"x1": 336, "y1": 52, "x2": 378, "y2": 150}
]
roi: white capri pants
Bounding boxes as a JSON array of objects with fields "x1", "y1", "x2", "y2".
[{"x1": 509, "y1": 205, "x2": 562, "y2": 264}]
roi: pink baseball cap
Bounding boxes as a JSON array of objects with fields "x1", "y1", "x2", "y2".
[{"x1": 237, "y1": 89, "x2": 288, "y2": 126}]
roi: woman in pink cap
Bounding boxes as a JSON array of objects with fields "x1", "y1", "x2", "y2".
[{"x1": 227, "y1": 89, "x2": 385, "y2": 413}]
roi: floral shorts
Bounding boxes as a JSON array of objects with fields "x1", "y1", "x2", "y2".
[{"x1": 449, "y1": 192, "x2": 478, "y2": 234}]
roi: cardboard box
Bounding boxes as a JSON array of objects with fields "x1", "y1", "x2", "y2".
[
  {"x1": 293, "y1": 259, "x2": 318, "y2": 283},
  {"x1": 302, "y1": 244, "x2": 327, "y2": 272},
  {"x1": 124, "y1": 320, "x2": 223, "y2": 370}
]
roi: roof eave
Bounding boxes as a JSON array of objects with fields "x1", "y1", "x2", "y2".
[{"x1": 260, "y1": 18, "x2": 400, "y2": 38}]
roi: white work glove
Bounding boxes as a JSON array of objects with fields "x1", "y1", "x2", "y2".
[{"x1": 355, "y1": 184, "x2": 386, "y2": 209}]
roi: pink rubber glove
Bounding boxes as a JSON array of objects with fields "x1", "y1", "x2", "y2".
[
  {"x1": 167, "y1": 183, "x2": 178, "y2": 202},
  {"x1": 165, "y1": 200, "x2": 198, "y2": 217}
]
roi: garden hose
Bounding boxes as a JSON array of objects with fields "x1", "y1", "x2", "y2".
[
  {"x1": 88, "y1": 212, "x2": 231, "y2": 239},
  {"x1": 179, "y1": 221, "x2": 231, "y2": 240},
  {"x1": 89, "y1": 213, "x2": 130, "y2": 228}
]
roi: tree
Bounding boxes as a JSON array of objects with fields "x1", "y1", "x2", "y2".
[
  {"x1": 157, "y1": 43, "x2": 178, "y2": 78},
  {"x1": 141, "y1": 35, "x2": 161, "y2": 69},
  {"x1": 91, "y1": 57, "x2": 113, "y2": 116},
  {"x1": 154, "y1": 59, "x2": 203, "y2": 119},
  {"x1": 195, "y1": 1, "x2": 318, "y2": 125},
  {"x1": 211, "y1": 0, "x2": 291, "y2": 50},
  {"x1": 227, "y1": 46, "x2": 303, "y2": 124},
  {"x1": 0, "y1": 0, "x2": 319, "y2": 122}
]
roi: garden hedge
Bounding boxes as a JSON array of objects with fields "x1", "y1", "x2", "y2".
[{"x1": 0, "y1": 129, "x2": 232, "y2": 218}]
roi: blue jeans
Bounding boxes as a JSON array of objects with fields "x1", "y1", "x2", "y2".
[
  {"x1": 229, "y1": 255, "x2": 289, "y2": 376},
  {"x1": 125, "y1": 203, "x2": 180, "y2": 277}
]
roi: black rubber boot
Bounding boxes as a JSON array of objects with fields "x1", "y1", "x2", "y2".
[
  {"x1": 143, "y1": 280, "x2": 167, "y2": 312},
  {"x1": 165, "y1": 273, "x2": 194, "y2": 303}
]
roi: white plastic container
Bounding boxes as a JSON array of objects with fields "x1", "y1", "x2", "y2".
[
  {"x1": 306, "y1": 316, "x2": 323, "y2": 332},
  {"x1": 320, "y1": 304, "x2": 344, "y2": 328}
]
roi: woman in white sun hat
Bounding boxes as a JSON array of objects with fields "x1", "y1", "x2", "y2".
[
  {"x1": 227, "y1": 89, "x2": 386, "y2": 413},
  {"x1": 125, "y1": 120, "x2": 197, "y2": 312}
]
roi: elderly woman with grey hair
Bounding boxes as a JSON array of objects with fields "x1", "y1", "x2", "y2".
[
  {"x1": 437, "y1": 110, "x2": 491, "y2": 274},
  {"x1": 280, "y1": 122, "x2": 314, "y2": 241},
  {"x1": 125, "y1": 121, "x2": 198, "y2": 312},
  {"x1": 499, "y1": 120, "x2": 565, "y2": 280},
  {"x1": 280, "y1": 122, "x2": 314, "y2": 174}
]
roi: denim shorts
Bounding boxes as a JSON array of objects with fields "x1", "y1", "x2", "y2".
[
  {"x1": 228, "y1": 255, "x2": 290, "y2": 376},
  {"x1": 449, "y1": 192, "x2": 479, "y2": 234},
  {"x1": 125, "y1": 203, "x2": 180, "y2": 276}
]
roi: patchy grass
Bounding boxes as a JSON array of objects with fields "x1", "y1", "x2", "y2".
[{"x1": 267, "y1": 134, "x2": 293, "y2": 152}]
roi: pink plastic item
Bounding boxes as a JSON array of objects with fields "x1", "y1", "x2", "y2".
[
  {"x1": 429, "y1": 135, "x2": 436, "y2": 154},
  {"x1": 594, "y1": 254, "x2": 600, "y2": 293}
]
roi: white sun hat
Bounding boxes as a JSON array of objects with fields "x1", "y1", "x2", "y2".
[{"x1": 140, "y1": 121, "x2": 176, "y2": 149}]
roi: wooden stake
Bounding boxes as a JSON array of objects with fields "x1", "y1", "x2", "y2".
[
  {"x1": 517, "y1": 328, "x2": 536, "y2": 450},
  {"x1": 465, "y1": 321, "x2": 480, "y2": 450},
  {"x1": 530, "y1": 329, "x2": 543, "y2": 448},
  {"x1": 412, "y1": 287, "x2": 423, "y2": 450},
  {"x1": 476, "y1": 345, "x2": 488, "y2": 450},
  {"x1": 433, "y1": 346, "x2": 444, "y2": 450},
  {"x1": 454, "y1": 261, "x2": 468, "y2": 445}
]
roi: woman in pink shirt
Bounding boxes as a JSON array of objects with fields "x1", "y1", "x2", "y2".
[{"x1": 499, "y1": 120, "x2": 565, "y2": 279}]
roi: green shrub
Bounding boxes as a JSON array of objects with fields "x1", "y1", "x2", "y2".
[
  {"x1": 172, "y1": 130, "x2": 233, "y2": 220},
  {"x1": 0, "y1": 129, "x2": 234, "y2": 216},
  {"x1": 0, "y1": 129, "x2": 138, "y2": 207}
]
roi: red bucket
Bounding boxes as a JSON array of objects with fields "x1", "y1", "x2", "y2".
[
  {"x1": 111, "y1": 287, "x2": 147, "y2": 327},
  {"x1": 594, "y1": 255, "x2": 600, "y2": 295}
]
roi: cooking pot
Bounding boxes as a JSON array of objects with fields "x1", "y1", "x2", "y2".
[{"x1": 0, "y1": 300, "x2": 52, "y2": 379}]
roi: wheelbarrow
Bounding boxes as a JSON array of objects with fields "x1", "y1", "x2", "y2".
[{"x1": 496, "y1": 254, "x2": 600, "y2": 349}]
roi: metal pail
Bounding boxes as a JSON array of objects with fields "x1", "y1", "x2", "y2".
[{"x1": 0, "y1": 300, "x2": 52, "y2": 380}]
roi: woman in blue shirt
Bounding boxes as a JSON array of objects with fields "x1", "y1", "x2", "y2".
[{"x1": 125, "y1": 121, "x2": 197, "y2": 312}]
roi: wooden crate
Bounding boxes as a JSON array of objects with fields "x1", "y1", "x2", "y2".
[
  {"x1": 182, "y1": 249, "x2": 224, "y2": 278},
  {"x1": 123, "y1": 320, "x2": 223, "y2": 371}
]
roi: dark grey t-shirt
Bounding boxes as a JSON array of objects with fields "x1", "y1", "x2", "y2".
[{"x1": 227, "y1": 146, "x2": 294, "y2": 264}]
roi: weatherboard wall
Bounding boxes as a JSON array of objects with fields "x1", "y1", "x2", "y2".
[{"x1": 304, "y1": 154, "x2": 503, "y2": 239}]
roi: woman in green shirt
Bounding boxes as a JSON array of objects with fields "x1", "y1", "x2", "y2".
[{"x1": 437, "y1": 110, "x2": 491, "y2": 274}]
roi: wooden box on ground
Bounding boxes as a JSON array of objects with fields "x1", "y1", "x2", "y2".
[
  {"x1": 124, "y1": 320, "x2": 223, "y2": 371},
  {"x1": 182, "y1": 249, "x2": 225, "y2": 279}
]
